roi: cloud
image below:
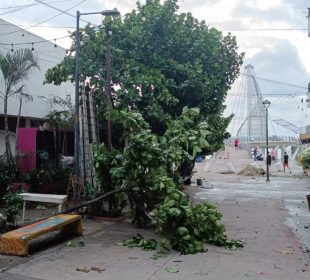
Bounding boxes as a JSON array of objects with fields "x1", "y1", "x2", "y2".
[{"x1": 248, "y1": 39, "x2": 309, "y2": 88}]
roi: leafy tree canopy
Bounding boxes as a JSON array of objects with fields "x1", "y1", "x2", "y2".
[
  {"x1": 45, "y1": 0, "x2": 243, "y2": 152},
  {"x1": 45, "y1": 0, "x2": 244, "y2": 254}
]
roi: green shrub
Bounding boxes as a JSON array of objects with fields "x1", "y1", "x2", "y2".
[
  {"x1": 0, "y1": 213, "x2": 6, "y2": 233},
  {"x1": 23, "y1": 168, "x2": 70, "y2": 194},
  {"x1": 298, "y1": 148, "x2": 310, "y2": 170},
  {"x1": 3, "y1": 189, "x2": 23, "y2": 226},
  {"x1": 0, "y1": 155, "x2": 19, "y2": 200}
]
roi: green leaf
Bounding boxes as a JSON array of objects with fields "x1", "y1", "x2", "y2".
[{"x1": 165, "y1": 266, "x2": 179, "y2": 273}]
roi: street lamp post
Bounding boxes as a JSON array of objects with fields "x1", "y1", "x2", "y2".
[
  {"x1": 263, "y1": 99, "x2": 271, "y2": 182},
  {"x1": 74, "y1": 9, "x2": 120, "y2": 199}
]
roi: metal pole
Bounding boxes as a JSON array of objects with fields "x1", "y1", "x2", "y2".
[
  {"x1": 105, "y1": 32, "x2": 112, "y2": 151},
  {"x1": 266, "y1": 107, "x2": 270, "y2": 182},
  {"x1": 74, "y1": 11, "x2": 80, "y2": 193},
  {"x1": 308, "y1": 8, "x2": 310, "y2": 37}
]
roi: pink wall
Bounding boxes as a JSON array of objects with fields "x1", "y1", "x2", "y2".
[{"x1": 17, "y1": 128, "x2": 37, "y2": 173}]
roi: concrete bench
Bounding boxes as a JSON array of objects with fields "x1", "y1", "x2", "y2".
[
  {"x1": 18, "y1": 193, "x2": 68, "y2": 223},
  {"x1": 0, "y1": 214, "x2": 82, "y2": 256}
]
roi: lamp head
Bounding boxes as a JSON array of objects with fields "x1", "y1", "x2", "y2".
[
  {"x1": 263, "y1": 99, "x2": 271, "y2": 108},
  {"x1": 100, "y1": 9, "x2": 120, "y2": 16}
]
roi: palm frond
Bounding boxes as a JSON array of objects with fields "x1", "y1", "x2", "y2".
[{"x1": 0, "y1": 49, "x2": 39, "y2": 97}]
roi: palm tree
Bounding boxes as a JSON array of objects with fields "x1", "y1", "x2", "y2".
[{"x1": 0, "y1": 49, "x2": 39, "y2": 162}]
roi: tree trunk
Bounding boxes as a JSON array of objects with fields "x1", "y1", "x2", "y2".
[
  {"x1": 15, "y1": 96, "x2": 23, "y2": 155},
  {"x1": 55, "y1": 124, "x2": 60, "y2": 169},
  {"x1": 22, "y1": 186, "x2": 127, "y2": 227},
  {"x1": 4, "y1": 95, "x2": 13, "y2": 162}
]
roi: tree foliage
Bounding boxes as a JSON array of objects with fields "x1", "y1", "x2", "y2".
[
  {"x1": 45, "y1": 0, "x2": 243, "y2": 150},
  {"x1": 45, "y1": 0, "x2": 244, "y2": 253},
  {"x1": 0, "y1": 49, "x2": 39, "y2": 161}
]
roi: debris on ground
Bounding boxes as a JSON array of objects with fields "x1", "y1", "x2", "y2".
[
  {"x1": 90, "y1": 267, "x2": 105, "y2": 273},
  {"x1": 237, "y1": 163, "x2": 265, "y2": 176},
  {"x1": 151, "y1": 251, "x2": 169, "y2": 260},
  {"x1": 165, "y1": 266, "x2": 179, "y2": 273},
  {"x1": 76, "y1": 266, "x2": 91, "y2": 273},
  {"x1": 194, "y1": 271, "x2": 208, "y2": 276},
  {"x1": 220, "y1": 170, "x2": 235, "y2": 174},
  {"x1": 65, "y1": 239, "x2": 85, "y2": 248},
  {"x1": 244, "y1": 273, "x2": 259, "y2": 279},
  {"x1": 274, "y1": 248, "x2": 294, "y2": 255},
  {"x1": 122, "y1": 234, "x2": 158, "y2": 250},
  {"x1": 76, "y1": 266, "x2": 105, "y2": 273},
  {"x1": 220, "y1": 163, "x2": 236, "y2": 174}
]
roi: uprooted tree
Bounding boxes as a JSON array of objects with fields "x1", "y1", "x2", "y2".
[{"x1": 45, "y1": 0, "x2": 244, "y2": 254}]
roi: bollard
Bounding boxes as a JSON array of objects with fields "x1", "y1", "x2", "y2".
[{"x1": 306, "y1": 195, "x2": 310, "y2": 212}]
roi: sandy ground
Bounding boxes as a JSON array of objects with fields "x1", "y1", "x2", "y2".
[{"x1": 0, "y1": 146, "x2": 310, "y2": 280}]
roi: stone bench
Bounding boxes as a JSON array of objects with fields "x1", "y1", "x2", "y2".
[{"x1": 0, "y1": 214, "x2": 82, "y2": 256}]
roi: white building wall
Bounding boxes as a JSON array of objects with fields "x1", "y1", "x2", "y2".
[{"x1": 0, "y1": 18, "x2": 74, "y2": 119}]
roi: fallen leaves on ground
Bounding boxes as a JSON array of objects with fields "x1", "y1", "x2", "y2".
[
  {"x1": 165, "y1": 266, "x2": 179, "y2": 273},
  {"x1": 91, "y1": 267, "x2": 105, "y2": 273},
  {"x1": 76, "y1": 266, "x2": 90, "y2": 273},
  {"x1": 65, "y1": 240, "x2": 85, "y2": 248},
  {"x1": 244, "y1": 273, "x2": 258, "y2": 279},
  {"x1": 194, "y1": 272, "x2": 208, "y2": 276},
  {"x1": 76, "y1": 266, "x2": 105, "y2": 273},
  {"x1": 151, "y1": 251, "x2": 169, "y2": 260}
]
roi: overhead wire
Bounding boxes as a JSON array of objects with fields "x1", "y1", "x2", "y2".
[
  {"x1": 238, "y1": 80, "x2": 247, "y2": 136},
  {"x1": 240, "y1": 72, "x2": 308, "y2": 90},
  {"x1": 222, "y1": 28, "x2": 308, "y2": 32},
  {"x1": 230, "y1": 75, "x2": 246, "y2": 135},
  {"x1": 0, "y1": 45, "x2": 61, "y2": 64},
  {"x1": 228, "y1": 68, "x2": 310, "y2": 137},
  {"x1": 0, "y1": 0, "x2": 87, "y2": 36},
  {"x1": 33, "y1": 0, "x2": 93, "y2": 25},
  {"x1": 0, "y1": 22, "x2": 75, "y2": 29},
  {"x1": 235, "y1": 77, "x2": 247, "y2": 136},
  {"x1": 0, "y1": 0, "x2": 76, "y2": 10}
]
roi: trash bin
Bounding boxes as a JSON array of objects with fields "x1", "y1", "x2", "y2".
[{"x1": 195, "y1": 156, "x2": 202, "y2": 163}]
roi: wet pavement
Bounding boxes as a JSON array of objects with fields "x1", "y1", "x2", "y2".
[{"x1": 0, "y1": 147, "x2": 310, "y2": 279}]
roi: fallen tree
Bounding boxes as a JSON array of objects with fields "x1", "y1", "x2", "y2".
[{"x1": 44, "y1": 0, "x2": 244, "y2": 254}]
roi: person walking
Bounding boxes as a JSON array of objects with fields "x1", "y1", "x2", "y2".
[
  {"x1": 267, "y1": 152, "x2": 272, "y2": 172},
  {"x1": 234, "y1": 138, "x2": 239, "y2": 150},
  {"x1": 283, "y1": 152, "x2": 291, "y2": 173},
  {"x1": 271, "y1": 148, "x2": 276, "y2": 162},
  {"x1": 253, "y1": 146, "x2": 258, "y2": 161}
]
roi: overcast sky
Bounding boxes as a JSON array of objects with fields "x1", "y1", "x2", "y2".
[{"x1": 0, "y1": 0, "x2": 309, "y2": 136}]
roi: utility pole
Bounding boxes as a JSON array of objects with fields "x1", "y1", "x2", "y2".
[
  {"x1": 74, "y1": 11, "x2": 81, "y2": 181},
  {"x1": 308, "y1": 8, "x2": 310, "y2": 37},
  {"x1": 105, "y1": 27, "x2": 113, "y2": 151},
  {"x1": 307, "y1": 82, "x2": 310, "y2": 108}
]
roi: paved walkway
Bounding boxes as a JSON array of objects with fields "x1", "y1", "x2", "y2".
[{"x1": 0, "y1": 146, "x2": 309, "y2": 279}]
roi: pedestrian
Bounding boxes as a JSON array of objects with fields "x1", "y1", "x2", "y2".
[
  {"x1": 253, "y1": 146, "x2": 258, "y2": 161},
  {"x1": 234, "y1": 138, "x2": 239, "y2": 150},
  {"x1": 271, "y1": 148, "x2": 276, "y2": 162},
  {"x1": 267, "y1": 152, "x2": 272, "y2": 171},
  {"x1": 283, "y1": 152, "x2": 291, "y2": 173}
]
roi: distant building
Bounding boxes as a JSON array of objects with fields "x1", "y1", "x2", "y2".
[{"x1": 0, "y1": 18, "x2": 73, "y2": 156}]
